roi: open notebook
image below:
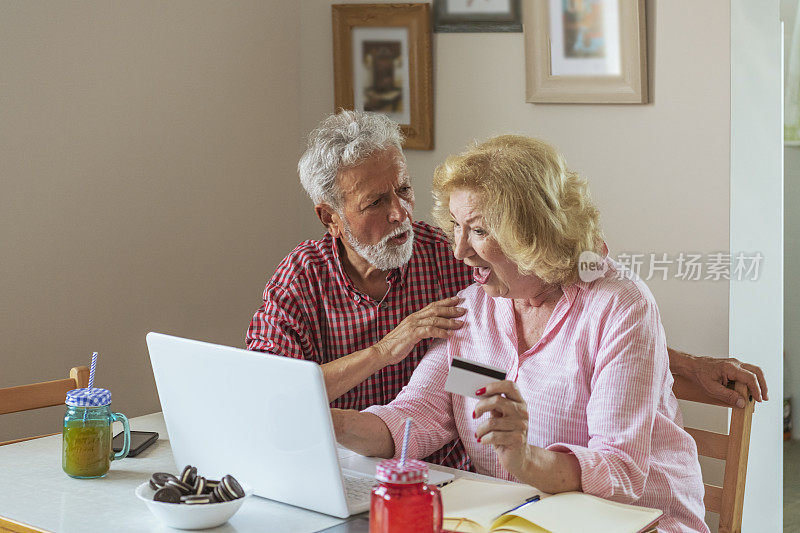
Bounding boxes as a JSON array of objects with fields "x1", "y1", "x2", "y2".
[{"x1": 441, "y1": 479, "x2": 661, "y2": 533}]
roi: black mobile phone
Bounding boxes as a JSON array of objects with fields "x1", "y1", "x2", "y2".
[{"x1": 113, "y1": 430, "x2": 159, "y2": 457}]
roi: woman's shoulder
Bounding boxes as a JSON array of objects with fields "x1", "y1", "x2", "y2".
[
  {"x1": 453, "y1": 283, "x2": 510, "y2": 323},
  {"x1": 455, "y1": 282, "x2": 498, "y2": 307},
  {"x1": 578, "y1": 257, "x2": 659, "y2": 315}
]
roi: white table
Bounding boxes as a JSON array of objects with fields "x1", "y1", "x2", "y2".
[{"x1": 0, "y1": 413, "x2": 500, "y2": 533}]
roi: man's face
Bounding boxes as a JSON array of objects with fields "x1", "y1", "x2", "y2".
[{"x1": 334, "y1": 147, "x2": 415, "y2": 270}]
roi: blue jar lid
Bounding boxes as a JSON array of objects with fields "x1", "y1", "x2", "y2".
[{"x1": 65, "y1": 388, "x2": 112, "y2": 407}]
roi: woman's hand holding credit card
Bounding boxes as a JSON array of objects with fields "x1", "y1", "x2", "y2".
[{"x1": 444, "y1": 357, "x2": 507, "y2": 398}]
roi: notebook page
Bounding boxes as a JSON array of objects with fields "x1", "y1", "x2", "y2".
[
  {"x1": 441, "y1": 479, "x2": 542, "y2": 530},
  {"x1": 491, "y1": 516, "x2": 550, "y2": 533},
  {"x1": 508, "y1": 492, "x2": 662, "y2": 533},
  {"x1": 441, "y1": 519, "x2": 489, "y2": 533}
]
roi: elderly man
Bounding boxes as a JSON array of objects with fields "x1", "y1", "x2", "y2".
[{"x1": 246, "y1": 110, "x2": 767, "y2": 471}]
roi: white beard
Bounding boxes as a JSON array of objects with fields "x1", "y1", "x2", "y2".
[{"x1": 342, "y1": 218, "x2": 414, "y2": 271}]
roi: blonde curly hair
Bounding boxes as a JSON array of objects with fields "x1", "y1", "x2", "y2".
[{"x1": 432, "y1": 135, "x2": 604, "y2": 285}]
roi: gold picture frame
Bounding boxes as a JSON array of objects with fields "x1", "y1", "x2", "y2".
[
  {"x1": 524, "y1": 0, "x2": 648, "y2": 104},
  {"x1": 332, "y1": 3, "x2": 433, "y2": 150}
]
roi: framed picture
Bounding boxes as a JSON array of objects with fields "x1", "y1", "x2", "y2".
[
  {"x1": 332, "y1": 3, "x2": 433, "y2": 150},
  {"x1": 433, "y1": 0, "x2": 522, "y2": 33},
  {"x1": 524, "y1": 0, "x2": 648, "y2": 104}
]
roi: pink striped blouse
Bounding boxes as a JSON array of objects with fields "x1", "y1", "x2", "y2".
[{"x1": 364, "y1": 258, "x2": 709, "y2": 532}]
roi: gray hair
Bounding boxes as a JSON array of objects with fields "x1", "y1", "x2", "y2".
[{"x1": 298, "y1": 110, "x2": 404, "y2": 207}]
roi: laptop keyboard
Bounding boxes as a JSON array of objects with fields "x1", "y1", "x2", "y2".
[{"x1": 343, "y1": 473, "x2": 376, "y2": 506}]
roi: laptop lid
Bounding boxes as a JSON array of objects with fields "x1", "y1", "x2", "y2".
[{"x1": 146, "y1": 332, "x2": 352, "y2": 518}]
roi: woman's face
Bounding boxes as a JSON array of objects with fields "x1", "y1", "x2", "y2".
[{"x1": 450, "y1": 188, "x2": 546, "y2": 299}]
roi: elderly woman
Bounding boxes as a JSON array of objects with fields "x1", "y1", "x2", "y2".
[{"x1": 332, "y1": 135, "x2": 708, "y2": 532}]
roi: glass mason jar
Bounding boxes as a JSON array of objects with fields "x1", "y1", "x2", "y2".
[
  {"x1": 62, "y1": 388, "x2": 130, "y2": 479},
  {"x1": 370, "y1": 458, "x2": 442, "y2": 533}
]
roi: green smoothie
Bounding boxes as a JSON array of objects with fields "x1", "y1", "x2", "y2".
[{"x1": 62, "y1": 421, "x2": 111, "y2": 478}]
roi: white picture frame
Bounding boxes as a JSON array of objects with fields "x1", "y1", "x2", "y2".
[{"x1": 524, "y1": 0, "x2": 648, "y2": 104}]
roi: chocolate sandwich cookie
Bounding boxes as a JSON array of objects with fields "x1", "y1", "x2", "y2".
[
  {"x1": 165, "y1": 478, "x2": 193, "y2": 495},
  {"x1": 205, "y1": 479, "x2": 220, "y2": 491},
  {"x1": 150, "y1": 472, "x2": 177, "y2": 490},
  {"x1": 181, "y1": 494, "x2": 214, "y2": 505},
  {"x1": 153, "y1": 486, "x2": 182, "y2": 504},
  {"x1": 221, "y1": 474, "x2": 245, "y2": 500},
  {"x1": 180, "y1": 465, "x2": 197, "y2": 485},
  {"x1": 213, "y1": 484, "x2": 232, "y2": 502},
  {"x1": 193, "y1": 476, "x2": 206, "y2": 495},
  {"x1": 152, "y1": 472, "x2": 177, "y2": 485}
]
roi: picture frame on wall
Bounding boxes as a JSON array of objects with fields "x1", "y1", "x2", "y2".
[
  {"x1": 332, "y1": 3, "x2": 433, "y2": 150},
  {"x1": 524, "y1": 0, "x2": 648, "y2": 104},
  {"x1": 433, "y1": 0, "x2": 522, "y2": 33}
]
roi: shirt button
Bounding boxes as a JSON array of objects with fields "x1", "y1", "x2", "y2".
[
  {"x1": 380, "y1": 302, "x2": 389, "y2": 309},
  {"x1": 354, "y1": 295, "x2": 361, "y2": 303}
]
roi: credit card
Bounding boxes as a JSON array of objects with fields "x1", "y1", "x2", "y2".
[{"x1": 444, "y1": 356, "x2": 507, "y2": 399}]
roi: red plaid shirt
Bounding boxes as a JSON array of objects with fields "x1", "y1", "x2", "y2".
[{"x1": 246, "y1": 221, "x2": 473, "y2": 470}]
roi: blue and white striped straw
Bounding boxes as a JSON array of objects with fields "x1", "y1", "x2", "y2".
[
  {"x1": 399, "y1": 418, "x2": 412, "y2": 467},
  {"x1": 88, "y1": 352, "x2": 98, "y2": 390},
  {"x1": 83, "y1": 351, "x2": 99, "y2": 423}
]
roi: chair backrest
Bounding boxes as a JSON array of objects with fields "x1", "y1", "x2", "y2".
[
  {"x1": 0, "y1": 366, "x2": 90, "y2": 445},
  {"x1": 672, "y1": 375, "x2": 755, "y2": 533}
]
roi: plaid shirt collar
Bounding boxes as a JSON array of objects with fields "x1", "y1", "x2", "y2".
[{"x1": 330, "y1": 232, "x2": 408, "y2": 298}]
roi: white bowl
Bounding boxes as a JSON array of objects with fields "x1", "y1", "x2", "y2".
[{"x1": 135, "y1": 481, "x2": 252, "y2": 530}]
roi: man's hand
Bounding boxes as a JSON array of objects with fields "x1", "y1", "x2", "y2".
[
  {"x1": 671, "y1": 349, "x2": 768, "y2": 408},
  {"x1": 374, "y1": 296, "x2": 466, "y2": 366},
  {"x1": 321, "y1": 296, "x2": 464, "y2": 401}
]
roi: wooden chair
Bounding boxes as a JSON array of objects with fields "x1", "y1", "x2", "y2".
[
  {"x1": 0, "y1": 366, "x2": 89, "y2": 446},
  {"x1": 672, "y1": 375, "x2": 755, "y2": 533}
]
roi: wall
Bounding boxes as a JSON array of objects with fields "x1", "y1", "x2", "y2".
[
  {"x1": 730, "y1": 2, "x2": 783, "y2": 530},
  {"x1": 784, "y1": 0, "x2": 800, "y2": 436},
  {"x1": 0, "y1": 1, "x2": 310, "y2": 441}
]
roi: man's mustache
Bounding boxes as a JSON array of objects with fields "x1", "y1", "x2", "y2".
[{"x1": 381, "y1": 221, "x2": 413, "y2": 244}]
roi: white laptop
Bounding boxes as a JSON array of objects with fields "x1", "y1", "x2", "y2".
[{"x1": 146, "y1": 332, "x2": 454, "y2": 518}]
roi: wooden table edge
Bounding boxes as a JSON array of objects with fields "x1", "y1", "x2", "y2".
[{"x1": 0, "y1": 515, "x2": 52, "y2": 533}]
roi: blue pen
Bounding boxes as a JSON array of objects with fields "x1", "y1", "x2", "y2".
[{"x1": 499, "y1": 495, "x2": 541, "y2": 517}]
